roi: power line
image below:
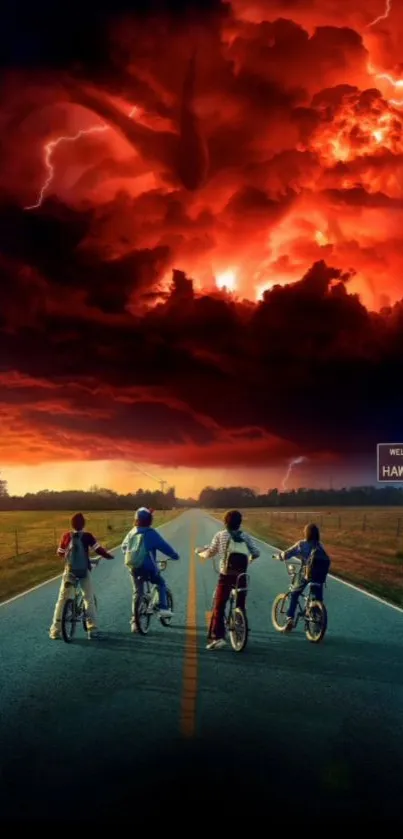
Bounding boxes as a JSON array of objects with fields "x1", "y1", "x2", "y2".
[{"x1": 132, "y1": 464, "x2": 167, "y2": 494}]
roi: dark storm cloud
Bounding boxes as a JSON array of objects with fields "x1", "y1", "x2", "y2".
[
  {"x1": 1, "y1": 0, "x2": 403, "y2": 469},
  {"x1": 1, "y1": 199, "x2": 403, "y2": 466}
]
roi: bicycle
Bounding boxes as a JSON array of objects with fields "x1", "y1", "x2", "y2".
[
  {"x1": 271, "y1": 554, "x2": 327, "y2": 643},
  {"x1": 61, "y1": 560, "x2": 100, "y2": 643},
  {"x1": 207, "y1": 555, "x2": 250, "y2": 652},
  {"x1": 134, "y1": 559, "x2": 174, "y2": 635}
]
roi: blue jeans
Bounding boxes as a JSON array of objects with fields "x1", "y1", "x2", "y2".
[
  {"x1": 130, "y1": 556, "x2": 168, "y2": 614},
  {"x1": 287, "y1": 582, "x2": 323, "y2": 619}
]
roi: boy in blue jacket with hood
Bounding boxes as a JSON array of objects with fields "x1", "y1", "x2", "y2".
[{"x1": 121, "y1": 507, "x2": 179, "y2": 632}]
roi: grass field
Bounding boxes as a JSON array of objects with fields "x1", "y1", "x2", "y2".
[
  {"x1": 0, "y1": 509, "x2": 181, "y2": 603},
  {"x1": 211, "y1": 507, "x2": 403, "y2": 608}
]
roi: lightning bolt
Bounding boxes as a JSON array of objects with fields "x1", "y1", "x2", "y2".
[
  {"x1": 24, "y1": 106, "x2": 138, "y2": 211},
  {"x1": 368, "y1": 0, "x2": 392, "y2": 27},
  {"x1": 374, "y1": 72, "x2": 403, "y2": 88},
  {"x1": 375, "y1": 71, "x2": 403, "y2": 107},
  {"x1": 366, "y1": 2, "x2": 403, "y2": 105},
  {"x1": 367, "y1": 62, "x2": 403, "y2": 107},
  {"x1": 281, "y1": 456, "x2": 308, "y2": 491}
]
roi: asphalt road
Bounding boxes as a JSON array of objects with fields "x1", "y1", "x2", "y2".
[{"x1": 1, "y1": 509, "x2": 403, "y2": 825}]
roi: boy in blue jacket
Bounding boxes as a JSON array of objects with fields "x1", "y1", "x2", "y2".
[{"x1": 121, "y1": 507, "x2": 179, "y2": 632}]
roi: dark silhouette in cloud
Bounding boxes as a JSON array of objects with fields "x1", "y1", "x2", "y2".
[{"x1": 0, "y1": 0, "x2": 403, "y2": 479}]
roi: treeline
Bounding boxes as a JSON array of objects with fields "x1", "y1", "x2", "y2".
[
  {"x1": 1, "y1": 482, "x2": 403, "y2": 511},
  {"x1": 0, "y1": 486, "x2": 178, "y2": 511},
  {"x1": 199, "y1": 485, "x2": 403, "y2": 507}
]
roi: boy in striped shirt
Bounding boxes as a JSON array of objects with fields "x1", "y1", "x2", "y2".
[{"x1": 197, "y1": 509, "x2": 260, "y2": 649}]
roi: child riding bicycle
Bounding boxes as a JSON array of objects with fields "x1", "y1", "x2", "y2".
[
  {"x1": 196, "y1": 509, "x2": 260, "y2": 650},
  {"x1": 121, "y1": 507, "x2": 179, "y2": 632},
  {"x1": 49, "y1": 512, "x2": 114, "y2": 640},
  {"x1": 279, "y1": 522, "x2": 330, "y2": 631}
]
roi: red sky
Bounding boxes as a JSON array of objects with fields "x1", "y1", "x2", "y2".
[{"x1": 1, "y1": 0, "x2": 403, "y2": 496}]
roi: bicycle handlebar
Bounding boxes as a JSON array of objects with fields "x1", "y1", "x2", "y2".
[{"x1": 272, "y1": 552, "x2": 302, "y2": 565}]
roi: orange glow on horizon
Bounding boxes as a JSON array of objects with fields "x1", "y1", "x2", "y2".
[{"x1": 1, "y1": 459, "x2": 370, "y2": 498}]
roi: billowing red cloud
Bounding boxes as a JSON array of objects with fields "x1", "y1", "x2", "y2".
[
  {"x1": 0, "y1": 261, "x2": 402, "y2": 471},
  {"x1": 0, "y1": 1, "x2": 402, "y2": 473}
]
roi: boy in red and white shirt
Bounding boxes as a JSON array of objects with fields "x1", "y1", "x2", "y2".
[
  {"x1": 49, "y1": 512, "x2": 113, "y2": 640},
  {"x1": 197, "y1": 509, "x2": 259, "y2": 649}
]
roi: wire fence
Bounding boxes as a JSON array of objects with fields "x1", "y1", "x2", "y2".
[
  {"x1": 0, "y1": 515, "x2": 135, "y2": 562},
  {"x1": 0, "y1": 510, "x2": 176, "y2": 562},
  {"x1": 262, "y1": 509, "x2": 403, "y2": 536}
]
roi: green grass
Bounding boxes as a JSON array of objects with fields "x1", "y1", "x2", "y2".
[
  {"x1": 0, "y1": 509, "x2": 181, "y2": 603},
  {"x1": 209, "y1": 506, "x2": 403, "y2": 608}
]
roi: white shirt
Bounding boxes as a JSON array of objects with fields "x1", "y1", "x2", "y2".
[{"x1": 202, "y1": 528, "x2": 260, "y2": 574}]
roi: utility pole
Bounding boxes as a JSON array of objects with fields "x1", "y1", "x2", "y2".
[{"x1": 133, "y1": 465, "x2": 167, "y2": 495}]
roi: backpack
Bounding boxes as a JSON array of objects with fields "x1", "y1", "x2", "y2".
[
  {"x1": 67, "y1": 532, "x2": 88, "y2": 579},
  {"x1": 124, "y1": 531, "x2": 148, "y2": 570},
  {"x1": 304, "y1": 543, "x2": 331, "y2": 585},
  {"x1": 223, "y1": 533, "x2": 249, "y2": 575}
]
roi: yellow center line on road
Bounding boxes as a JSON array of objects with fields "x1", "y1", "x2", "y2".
[{"x1": 180, "y1": 521, "x2": 198, "y2": 738}]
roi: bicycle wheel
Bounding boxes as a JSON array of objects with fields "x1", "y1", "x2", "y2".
[
  {"x1": 83, "y1": 594, "x2": 98, "y2": 632},
  {"x1": 160, "y1": 589, "x2": 174, "y2": 626},
  {"x1": 305, "y1": 600, "x2": 327, "y2": 643},
  {"x1": 61, "y1": 599, "x2": 76, "y2": 643},
  {"x1": 134, "y1": 595, "x2": 151, "y2": 634},
  {"x1": 271, "y1": 593, "x2": 291, "y2": 631},
  {"x1": 229, "y1": 607, "x2": 248, "y2": 652}
]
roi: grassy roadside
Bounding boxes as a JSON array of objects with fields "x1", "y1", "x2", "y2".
[
  {"x1": 209, "y1": 507, "x2": 403, "y2": 609},
  {"x1": 0, "y1": 510, "x2": 182, "y2": 604}
]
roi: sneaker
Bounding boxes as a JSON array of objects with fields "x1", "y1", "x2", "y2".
[
  {"x1": 130, "y1": 622, "x2": 137, "y2": 633},
  {"x1": 206, "y1": 638, "x2": 226, "y2": 649},
  {"x1": 49, "y1": 629, "x2": 61, "y2": 639},
  {"x1": 284, "y1": 618, "x2": 293, "y2": 632},
  {"x1": 159, "y1": 608, "x2": 173, "y2": 618},
  {"x1": 87, "y1": 630, "x2": 101, "y2": 639}
]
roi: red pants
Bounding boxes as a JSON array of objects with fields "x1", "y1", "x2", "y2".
[{"x1": 209, "y1": 573, "x2": 247, "y2": 640}]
